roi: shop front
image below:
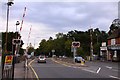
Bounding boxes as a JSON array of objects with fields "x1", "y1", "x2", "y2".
[{"x1": 108, "y1": 45, "x2": 120, "y2": 62}]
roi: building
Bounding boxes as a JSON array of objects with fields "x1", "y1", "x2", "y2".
[
  {"x1": 100, "y1": 19, "x2": 120, "y2": 61},
  {"x1": 107, "y1": 28, "x2": 120, "y2": 61},
  {"x1": 100, "y1": 42, "x2": 108, "y2": 61}
]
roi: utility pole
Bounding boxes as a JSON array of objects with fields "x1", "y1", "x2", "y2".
[
  {"x1": 3, "y1": 0, "x2": 14, "y2": 79},
  {"x1": 5, "y1": 0, "x2": 14, "y2": 53},
  {"x1": 90, "y1": 28, "x2": 93, "y2": 61}
]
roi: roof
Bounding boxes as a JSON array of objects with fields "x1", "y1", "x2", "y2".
[{"x1": 108, "y1": 28, "x2": 120, "y2": 39}]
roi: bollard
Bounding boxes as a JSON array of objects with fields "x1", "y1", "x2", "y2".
[{"x1": 81, "y1": 60, "x2": 85, "y2": 65}]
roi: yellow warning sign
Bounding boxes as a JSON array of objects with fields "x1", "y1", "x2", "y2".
[{"x1": 5, "y1": 55, "x2": 13, "y2": 64}]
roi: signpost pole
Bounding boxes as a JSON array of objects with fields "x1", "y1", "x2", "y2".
[
  {"x1": 0, "y1": 33, "x2": 2, "y2": 80},
  {"x1": 72, "y1": 41, "x2": 80, "y2": 63},
  {"x1": 12, "y1": 43, "x2": 14, "y2": 80},
  {"x1": 73, "y1": 47, "x2": 76, "y2": 63}
]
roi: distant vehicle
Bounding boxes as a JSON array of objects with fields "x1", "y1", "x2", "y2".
[
  {"x1": 52, "y1": 55, "x2": 56, "y2": 57},
  {"x1": 37, "y1": 55, "x2": 46, "y2": 63},
  {"x1": 27, "y1": 55, "x2": 31, "y2": 59},
  {"x1": 59, "y1": 56, "x2": 62, "y2": 58},
  {"x1": 62, "y1": 55, "x2": 67, "y2": 58},
  {"x1": 74, "y1": 55, "x2": 85, "y2": 63}
]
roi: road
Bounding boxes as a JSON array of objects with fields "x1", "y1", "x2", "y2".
[
  {"x1": 30, "y1": 58, "x2": 119, "y2": 80},
  {"x1": 85, "y1": 61, "x2": 119, "y2": 78}
]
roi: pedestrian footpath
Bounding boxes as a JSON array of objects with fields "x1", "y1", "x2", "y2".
[
  {"x1": 14, "y1": 59, "x2": 36, "y2": 79},
  {"x1": 14, "y1": 61, "x2": 25, "y2": 78}
]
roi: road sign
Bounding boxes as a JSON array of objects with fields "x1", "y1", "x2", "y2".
[
  {"x1": 72, "y1": 41, "x2": 80, "y2": 48},
  {"x1": 4, "y1": 55, "x2": 13, "y2": 70},
  {"x1": 12, "y1": 39, "x2": 21, "y2": 45},
  {"x1": 5, "y1": 55, "x2": 13, "y2": 64}
]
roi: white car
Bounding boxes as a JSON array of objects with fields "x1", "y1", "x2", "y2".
[
  {"x1": 74, "y1": 56, "x2": 85, "y2": 63},
  {"x1": 37, "y1": 56, "x2": 46, "y2": 63}
]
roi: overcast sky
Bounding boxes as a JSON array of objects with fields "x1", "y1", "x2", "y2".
[{"x1": 0, "y1": 0, "x2": 119, "y2": 49}]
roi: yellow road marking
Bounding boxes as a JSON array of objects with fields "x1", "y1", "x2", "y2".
[
  {"x1": 51, "y1": 58, "x2": 72, "y2": 67},
  {"x1": 28, "y1": 59, "x2": 40, "y2": 80}
]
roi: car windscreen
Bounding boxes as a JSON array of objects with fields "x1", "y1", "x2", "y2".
[{"x1": 39, "y1": 56, "x2": 44, "y2": 58}]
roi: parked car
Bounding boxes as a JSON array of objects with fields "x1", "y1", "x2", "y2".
[
  {"x1": 37, "y1": 55, "x2": 46, "y2": 63},
  {"x1": 74, "y1": 55, "x2": 85, "y2": 63}
]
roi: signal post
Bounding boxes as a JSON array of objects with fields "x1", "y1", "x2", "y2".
[{"x1": 72, "y1": 41, "x2": 80, "y2": 63}]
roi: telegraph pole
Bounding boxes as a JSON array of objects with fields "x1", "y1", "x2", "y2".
[{"x1": 90, "y1": 28, "x2": 93, "y2": 61}]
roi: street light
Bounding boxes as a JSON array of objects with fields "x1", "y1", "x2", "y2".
[
  {"x1": 3, "y1": 0, "x2": 14, "y2": 79},
  {"x1": 16, "y1": 21, "x2": 20, "y2": 38},
  {"x1": 5, "y1": 0, "x2": 14, "y2": 53}
]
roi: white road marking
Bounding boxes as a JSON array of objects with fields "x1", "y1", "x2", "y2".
[
  {"x1": 112, "y1": 69, "x2": 118, "y2": 72},
  {"x1": 96, "y1": 67, "x2": 101, "y2": 73},
  {"x1": 73, "y1": 67, "x2": 78, "y2": 68},
  {"x1": 81, "y1": 69, "x2": 96, "y2": 74},
  {"x1": 106, "y1": 66, "x2": 112, "y2": 69},
  {"x1": 109, "y1": 75, "x2": 120, "y2": 80},
  {"x1": 105, "y1": 66, "x2": 119, "y2": 72}
]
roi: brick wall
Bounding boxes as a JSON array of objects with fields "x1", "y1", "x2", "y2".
[
  {"x1": 116, "y1": 37, "x2": 120, "y2": 44},
  {"x1": 108, "y1": 37, "x2": 120, "y2": 45}
]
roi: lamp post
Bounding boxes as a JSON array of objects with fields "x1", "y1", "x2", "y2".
[
  {"x1": 3, "y1": 0, "x2": 14, "y2": 79},
  {"x1": 15, "y1": 21, "x2": 20, "y2": 56},
  {"x1": 5, "y1": 0, "x2": 14, "y2": 53},
  {"x1": 16, "y1": 21, "x2": 20, "y2": 39}
]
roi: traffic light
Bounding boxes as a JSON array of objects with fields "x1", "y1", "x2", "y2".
[{"x1": 72, "y1": 42, "x2": 80, "y2": 48}]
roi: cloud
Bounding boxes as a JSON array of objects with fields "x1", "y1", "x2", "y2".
[
  {"x1": 0, "y1": 1, "x2": 118, "y2": 49},
  {"x1": 2, "y1": 0, "x2": 120, "y2": 2}
]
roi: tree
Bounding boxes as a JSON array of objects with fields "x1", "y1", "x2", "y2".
[
  {"x1": 77, "y1": 47, "x2": 85, "y2": 58},
  {"x1": 27, "y1": 47, "x2": 34, "y2": 55},
  {"x1": 108, "y1": 19, "x2": 120, "y2": 35},
  {"x1": 56, "y1": 33, "x2": 64, "y2": 39},
  {"x1": 36, "y1": 28, "x2": 108, "y2": 58},
  {"x1": 65, "y1": 39, "x2": 73, "y2": 57}
]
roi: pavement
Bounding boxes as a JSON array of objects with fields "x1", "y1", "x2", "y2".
[{"x1": 14, "y1": 59, "x2": 36, "y2": 79}]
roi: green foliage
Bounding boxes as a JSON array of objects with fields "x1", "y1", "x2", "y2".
[
  {"x1": 35, "y1": 28, "x2": 108, "y2": 58},
  {"x1": 77, "y1": 47, "x2": 84, "y2": 57},
  {"x1": 19, "y1": 48, "x2": 24, "y2": 55},
  {"x1": 2, "y1": 32, "x2": 24, "y2": 55},
  {"x1": 93, "y1": 43, "x2": 100, "y2": 55},
  {"x1": 27, "y1": 46, "x2": 34, "y2": 55}
]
